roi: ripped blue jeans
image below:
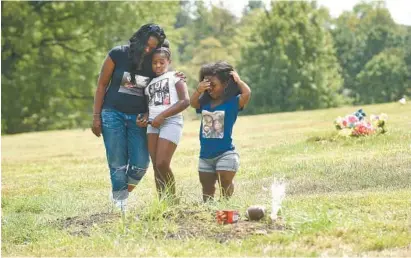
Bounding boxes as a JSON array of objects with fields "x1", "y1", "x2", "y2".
[{"x1": 101, "y1": 108, "x2": 149, "y2": 201}]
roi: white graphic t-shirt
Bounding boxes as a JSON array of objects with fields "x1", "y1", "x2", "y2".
[{"x1": 145, "y1": 72, "x2": 182, "y2": 121}]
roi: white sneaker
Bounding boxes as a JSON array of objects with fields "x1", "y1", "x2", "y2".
[{"x1": 114, "y1": 199, "x2": 128, "y2": 214}]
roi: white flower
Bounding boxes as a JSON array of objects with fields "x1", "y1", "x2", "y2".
[
  {"x1": 339, "y1": 128, "x2": 352, "y2": 137},
  {"x1": 335, "y1": 116, "x2": 343, "y2": 123},
  {"x1": 399, "y1": 97, "x2": 406, "y2": 105}
]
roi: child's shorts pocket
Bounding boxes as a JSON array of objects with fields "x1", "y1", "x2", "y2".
[{"x1": 216, "y1": 150, "x2": 240, "y2": 172}]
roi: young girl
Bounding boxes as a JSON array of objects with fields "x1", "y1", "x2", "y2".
[
  {"x1": 137, "y1": 47, "x2": 190, "y2": 199},
  {"x1": 190, "y1": 61, "x2": 251, "y2": 202}
]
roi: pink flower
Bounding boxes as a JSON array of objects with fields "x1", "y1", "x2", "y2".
[
  {"x1": 347, "y1": 115, "x2": 359, "y2": 124},
  {"x1": 342, "y1": 120, "x2": 348, "y2": 127},
  {"x1": 334, "y1": 110, "x2": 387, "y2": 136}
]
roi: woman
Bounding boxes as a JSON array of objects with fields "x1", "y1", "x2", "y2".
[{"x1": 91, "y1": 24, "x2": 169, "y2": 212}]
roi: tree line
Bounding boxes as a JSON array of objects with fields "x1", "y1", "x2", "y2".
[{"x1": 2, "y1": 1, "x2": 410, "y2": 134}]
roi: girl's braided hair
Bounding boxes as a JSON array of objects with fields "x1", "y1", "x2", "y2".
[
  {"x1": 153, "y1": 47, "x2": 171, "y2": 60},
  {"x1": 128, "y1": 23, "x2": 166, "y2": 84}
]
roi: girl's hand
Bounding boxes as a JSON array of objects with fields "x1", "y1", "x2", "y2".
[
  {"x1": 151, "y1": 114, "x2": 165, "y2": 128},
  {"x1": 136, "y1": 113, "x2": 149, "y2": 127},
  {"x1": 230, "y1": 71, "x2": 241, "y2": 83},
  {"x1": 175, "y1": 71, "x2": 186, "y2": 82},
  {"x1": 197, "y1": 79, "x2": 211, "y2": 93}
]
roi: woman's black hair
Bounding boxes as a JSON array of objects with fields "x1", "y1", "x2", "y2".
[
  {"x1": 128, "y1": 23, "x2": 166, "y2": 84},
  {"x1": 199, "y1": 61, "x2": 241, "y2": 105},
  {"x1": 162, "y1": 39, "x2": 170, "y2": 48}
]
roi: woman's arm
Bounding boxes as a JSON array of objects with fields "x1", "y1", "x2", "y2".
[
  {"x1": 151, "y1": 80, "x2": 190, "y2": 128},
  {"x1": 92, "y1": 55, "x2": 115, "y2": 137},
  {"x1": 230, "y1": 71, "x2": 251, "y2": 109}
]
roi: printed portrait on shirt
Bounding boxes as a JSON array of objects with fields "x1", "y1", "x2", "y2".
[
  {"x1": 201, "y1": 110, "x2": 225, "y2": 139},
  {"x1": 119, "y1": 72, "x2": 150, "y2": 96},
  {"x1": 147, "y1": 78, "x2": 170, "y2": 106}
]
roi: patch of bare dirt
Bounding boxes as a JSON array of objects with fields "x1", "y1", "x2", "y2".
[
  {"x1": 158, "y1": 207, "x2": 287, "y2": 242},
  {"x1": 166, "y1": 219, "x2": 286, "y2": 243},
  {"x1": 55, "y1": 206, "x2": 287, "y2": 242},
  {"x1": 57, "y1": 212, "x2": 120, "y2": 236}
]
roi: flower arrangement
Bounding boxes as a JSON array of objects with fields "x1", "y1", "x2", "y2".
[
  {"x1": 334, "y1": 109, "x2": 387, "y2": 137},
  {"x1": 370, "y1": 113, "x2": 388, "y2": 134}
]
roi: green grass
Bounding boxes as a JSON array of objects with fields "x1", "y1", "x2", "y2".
[{"x1": 2, "y1": 102, "x2": 411, "y2": 256}]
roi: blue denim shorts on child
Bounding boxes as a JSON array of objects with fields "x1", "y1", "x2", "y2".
[{"x1": 198, "y1": 150, "x2": 240, "y2": 173}]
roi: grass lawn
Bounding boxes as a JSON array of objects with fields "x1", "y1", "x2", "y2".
[{"x1": 2, "y1": 102, "x2": 411, "y2": 256}]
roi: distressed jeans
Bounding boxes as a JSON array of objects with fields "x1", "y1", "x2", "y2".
[{"x1": 101, "y1": 108, "x2": 149, "y2": 201}]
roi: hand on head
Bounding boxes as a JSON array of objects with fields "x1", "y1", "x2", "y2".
[
  {"x1": 197, "y1": 79, "x2": 211, "y2": 93},
  {"x1": 229, "y1": 71, "x2": 241, "y2": 83}
]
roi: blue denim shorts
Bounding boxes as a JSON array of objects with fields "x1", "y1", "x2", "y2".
[{"x1": 199, "y1": 150, "x2": 240, "y2": 173}]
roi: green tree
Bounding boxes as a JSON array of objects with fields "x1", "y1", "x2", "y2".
[
  {"x1": 175, "y1": 2, "x2": 241, "y2": 90},
  {"x1": 331, "y1": 2, "x2": 406, "y2": 102},
  {"x1": 403, "y1": 26, "x2": 411, "y2": 80},
  {"x1": 1, "y1": 1, "x2": 179, "y2": 134},
  {"x1": 239, "y1": 1, "x2": 346, "y2": 114},
  {"x1": 242, "y1": 0, "x2": 264, "y2": 16},
  {"x1": 355, "y1": 48, "x2": 410, "y2": 103}
]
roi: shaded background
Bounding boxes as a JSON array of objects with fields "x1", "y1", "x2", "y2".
[{"x1": 2, "y1": 0, "x2": 410, "y2": 134}]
